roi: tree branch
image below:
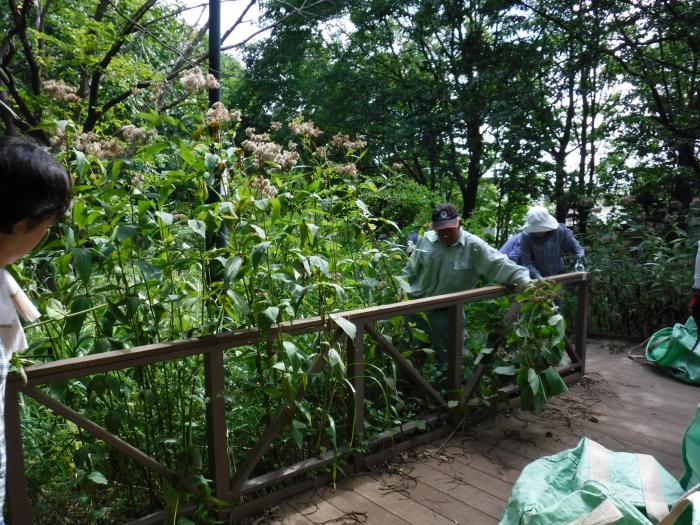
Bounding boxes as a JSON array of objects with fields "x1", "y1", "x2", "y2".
[
  {"x1": 0, "y1": 65, "x2": 39, "y2": 127},
  {"x1": 7, "y1": 0, "x2": 41, "y2": 94},
  {"x1": 84, "y1": 0, "x2": 158, "y2": 131}
]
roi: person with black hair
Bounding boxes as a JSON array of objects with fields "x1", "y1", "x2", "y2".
[{"x1": 0, "y1": 136, "x2": 72, "y2": 524}]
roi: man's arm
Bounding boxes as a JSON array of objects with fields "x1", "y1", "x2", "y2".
[
  {"x1": 519, "y1": 234, "x2": 542, "y2": 279},
  {"x1": 474, "y1": 241, "x2": 530, "y2": 286},
  {"x1": 402, "y1": 256, "x2": 417, "y2": 285}
]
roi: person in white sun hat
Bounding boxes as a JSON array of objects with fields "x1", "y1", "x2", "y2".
[{"x1": 520, "y1": 205, "x2": 585, "y2": 279}]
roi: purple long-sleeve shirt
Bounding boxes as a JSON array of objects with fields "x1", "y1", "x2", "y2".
[
  {"x1": 520, "y1": 224, "x2": 584, "y2": 279},
  {"x1": 500, "y1": 233, "x2": 523, "y2": 265}
]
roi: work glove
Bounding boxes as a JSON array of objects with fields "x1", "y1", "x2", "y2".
[
  {"x1": 574, "y1": 256, "x2": 587, "y2": 272},
  {"x1": 690, "y1": 289, "x2": 700, "y2": 327}
]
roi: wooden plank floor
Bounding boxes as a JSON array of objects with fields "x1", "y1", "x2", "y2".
[{"x1": 255, "y1": 339, "x2": 700, "y2": 524}]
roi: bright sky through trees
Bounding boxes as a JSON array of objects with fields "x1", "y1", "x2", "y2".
[{"x1": 175, "y1": 0, "x2": 268, "y2": 57}]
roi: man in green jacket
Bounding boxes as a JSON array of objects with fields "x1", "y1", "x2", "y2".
[{"x1": 403, "y1": 203, "x2": 530, "y2": 362}]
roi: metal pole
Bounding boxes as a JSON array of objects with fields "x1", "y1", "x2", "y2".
[
  {"x1": 208, "y1": 0, "x2": 221, "y2": 106},
  {"x1": 205, "y1": 2, "x2": 229, "y2": 510},
  {"x1": 206, "y1": 0, "x2": 227, "y2": 251}
]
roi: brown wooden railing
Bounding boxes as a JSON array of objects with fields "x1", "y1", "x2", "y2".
[{"x1": 5, "y1": 272, "x2": 589, "y2": 524}]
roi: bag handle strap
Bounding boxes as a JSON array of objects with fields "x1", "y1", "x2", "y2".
[
  {"x1": 659, "y1": 489, "x2": 700, "y2": 525},
  {"x1": 568, "y1": 498, "x2": 624, "y2": 525},
  {"x1": 587, "y1": 442, "x2": 670, "y2": 523},
  {"x1": 636, "y1": 453, "x2": 669, "y2": 523},
  {"x1": 588, "y1": 439, "x2": 610, "y2": 484}
]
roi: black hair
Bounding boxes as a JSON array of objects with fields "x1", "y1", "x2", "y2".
[{"x1": 0, "y1": 136, "x2": 73, "y2": 233}]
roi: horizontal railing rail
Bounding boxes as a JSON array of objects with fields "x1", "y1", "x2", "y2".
[{"x1": 5, "y1": 271, "x2": 589, "y2": 524}]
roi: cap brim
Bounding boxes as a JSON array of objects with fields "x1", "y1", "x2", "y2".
[{"x1": 432, "y1": 217, "x2": 460, "y2": 230}]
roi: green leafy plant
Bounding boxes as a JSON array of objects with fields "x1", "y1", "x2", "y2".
[{"x1": 495, "y1": 281, "x2": 569, "y2": 411}]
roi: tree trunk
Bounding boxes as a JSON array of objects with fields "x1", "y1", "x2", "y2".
[
  {"x1": 577, "y1": 57, "x2": 590, "y2": 234},
  {"x1": 461, "y1": 117, "x2": 483, "y2": 218},
  {"x1": 553, "y1": 67, "x2": 576, "y2": 222},
  {"x1": 676, "y1": 141, "x2": 700, "y2": 209}
]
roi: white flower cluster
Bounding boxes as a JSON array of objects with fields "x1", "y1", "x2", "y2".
[
  {"x1": 131, "y1": 173, "x2": 145, "y2": 189},
  {"x1": 270, "y1": 121, "x2": 282, "y2": 131},
  {"x1": 392, "y1": 162, "x2": 403, "y2": 170},
  {"x1": 332, "y1": 163, "x2": 358, "y2": 178},
  {"x1": 278, "y1": 150, "x2": 300, "y2": 171},
  {"x1": 49, "y1": 128, "x2": 67, "y2": 152},
  {"x1": 245, "y1": 127, "x2": 270, "y2": 141},
  {"x1": 42, "y1": 80, "x2": 81, "y2": 103},
  {"x1": 205, "y1": 102, "x2": 241, "y2": 126},
  {"x1": 179, "y1": 67, "x2": 220, "y2": 93},
  {"x1": 74, "y1": 132, "x2": 123, "y2": 160},
  {"x1": 241, "y1": 128, "x2": 299, "y2": 170},
  {"x1": 331, "y1": 133, "x2": 367, "y2": 151},
  {"x1": 250, "y1": 176, "x2": 279, "y2": 198},
  {"x1": 120, "y1": 125, "x2": 157, "y2": 143},
  {"x1": 289, "y1": 120, "x2": 322, "y2": 138},
  {"x1": 151, "y1": 83, "x2": 165, "y2": 104}
]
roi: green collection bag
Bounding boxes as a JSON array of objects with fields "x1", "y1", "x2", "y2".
[
  {"x1": 646, "y1": 318, "x2": 700, "y2": 384},
  {"x1": 681, "y1": 404, "x2": 700, "y2": 490},
  {"x1": 499, "y1": 438, "x2": 692, "y2": 525}
]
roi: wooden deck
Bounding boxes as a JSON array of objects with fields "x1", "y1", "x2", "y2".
[{"x1": 258, "y1": 339, "x2": 700, "y2": 524}]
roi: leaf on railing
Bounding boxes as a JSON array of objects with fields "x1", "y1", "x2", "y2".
[
  {"x1": 330, "y1": 313, "x2": 356, "y2": 339},
  {"x1": 257, "y1": 306, "x2": 279, "y2": 332}
]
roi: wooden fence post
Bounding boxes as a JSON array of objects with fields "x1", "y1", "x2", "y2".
[
  {"x1": 575, "y1": 278, "x2": 589, "y2": 376},
  {"x1": 446, "y1": 305, "x2": 463, "y2": 406},
  {"x1": 349, "y1": 322, "x2": 365, "y2": 470},
  {"x1": 5, "y1": 383, "x2": 32, "y2": 524},
  {"x1": 204, "y1": 350, "x2": 230, "y2": 506}
]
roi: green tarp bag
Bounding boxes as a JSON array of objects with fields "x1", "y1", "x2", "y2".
[
  {"x1": 499, "y1": 437, "x2": 690, "y2": 525},
  {"x1": 646, "y1": 318, "x2": 700, "y2": 384},
  {"x1": 681, "y1": 404, "x2": 700, "y2": 490}
]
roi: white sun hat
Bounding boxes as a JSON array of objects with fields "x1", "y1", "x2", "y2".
[{"x1": 522, "y1": 206, "x2": 559, "y2": 233}]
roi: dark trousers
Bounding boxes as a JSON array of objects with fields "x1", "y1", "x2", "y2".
[{"x1": 412, "y1": 308, "x2": 467, "y2": 367}]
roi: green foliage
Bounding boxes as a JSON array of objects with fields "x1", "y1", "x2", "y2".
[
  {"x1": 14, "y1": 108, "x2": 411, "y2": 522},
  {"x1": 500, "y1": 281, "x2": 569, "y2": 412},
  {"x1": 585, "y1": 202, "x2": 699, "y2": 336},
  {"x1": 359, "y1": 175, "x2": 434, "y2": 230},
  {"x1": 7, "y1": 100, "x2": 581, "y2": 521},
  {"x1": 16, "y1": 0, "x2": 700, "y2": 517}
]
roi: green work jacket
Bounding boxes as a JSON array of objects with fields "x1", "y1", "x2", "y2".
[{"x1": 403, "y1": 229, "x2": 530, "y2": 300}]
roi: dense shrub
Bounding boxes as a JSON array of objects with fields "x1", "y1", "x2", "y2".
[
  {"x1": 359, "y1": 175, "x2": 435, "y2": 230},
  {"x1": 585, "y1": 200, "x2": 699, "y2": 337}
]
